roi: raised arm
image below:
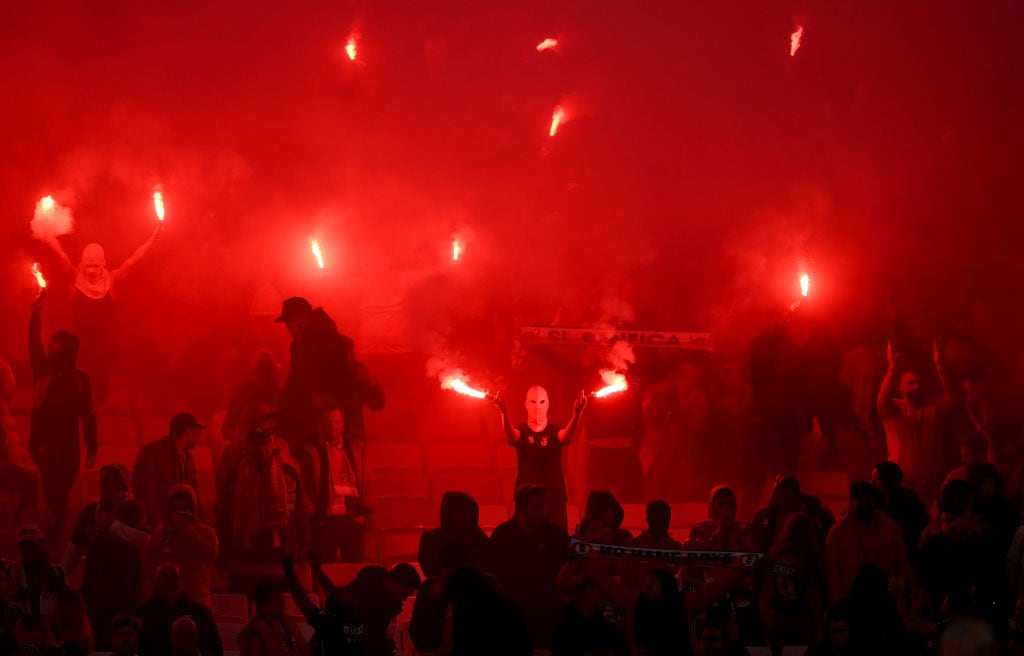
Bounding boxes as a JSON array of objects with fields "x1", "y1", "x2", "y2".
[
  {"x1": 877, "y1": 341, "x2": 899, "y2": 420},
  {"x1": 493, "y1": 394, "x2": 521, "y2": 445},
  {"x1": 282, "y1": 556, "x2": 318, "y2": 617},
  {"x1": 40, "y1": 234, "x2": 75, "y2": 275},
  {"x1": 28, "y1": 293, "x2": 47, "y2": 379},
  {"x1": 557, "y1": 391, "x2": 587, "y2": 444},
  {"x1": 111, "y1": 225, "x2": 161, "y2": 280}
]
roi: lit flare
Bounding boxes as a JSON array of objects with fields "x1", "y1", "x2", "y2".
[
  {"x1": 153, "y1": 191, "x2": 165, "y2": 222},
  {"x1": 800, "y1": 274, "x2": 810, "y2": 297},
  {"x1": 30, "y1": 263, "x2": 47, "y2": 289},
  {"x1": 452, "y1": 240, "x2": 461, "y2": 261},
  {"x1": 442, "y1": 375, "x2": 489, "y2": 399},
  {"x1": 310, "y1": 239, "x2": 325, "y2": 269},
  {"x1": 593, "y1": 371, "x2": 628, "y2": 398},
  {"x1": 549, "y1": 105, "x2": 566, "y2": 137},
  {"x1": 345, "y1": 36, "x2": 358, "y2": 61},
  {"x1": 536, "y1": 38, "x2": 558, "y2": 52},
  {"x1": 790, "y1": 25, "x2": 804, "y2": 57},
  {"x1": 40, "y1": 196, "x2": 55, "y2": 213}
]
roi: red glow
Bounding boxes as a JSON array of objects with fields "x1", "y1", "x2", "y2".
[
  {"x1": 153, "y1": 190, "x2": 165, "y2": 221},
  {"x1": 593, "y1": 371, "x2": 628, "y2": 398},
  {"x1": 30, "y1": 262, "x2": 46, "y2": 289},
  {"x1": 452, "y1": 239, "x2": 461, "y2": 261},
  {"x1": 549, "y1": 105, "x2": 567, "y2": 137},
  {"x1": 790, "y1": 25, "x2": 804, "y2": 56},
  {"x1": 536, "y1": 38, "x2": 558, "y2": 52},
  {"x1": 345, "y1": 37, "x2": 358, "y2": 61},
  {"x1": 442, "y1": 375, "x2": 488, "y2": 399},
  {"x1": 310, "y1": 239, "x2": 325, "y2": 269},
  {"x1": 800, "y1": 273, "x2": 809, "y2": 297}
]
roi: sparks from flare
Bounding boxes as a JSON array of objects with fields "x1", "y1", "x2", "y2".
[
  {"x1": 441, "y1": 375, "x2": 489, "y2": 399},
  {"x1": 536, "y1": 38, "x2": 558, "y2": 52},
  {"x1": 452, "y1": 240, "x2": 461, "y2": 261},
  {"x1": 800, "y1": 274, "x2": 810, "y2": 297},
  {"x1": 310, "y1": 239, "x2": 325, "y2": 269},
  {"x1": 30, "y1": 263, "x2": 47, "y2": 289},
  {"x1": 345, "y1": 36, "x2": 358, "y2": 61},
  {"x1": 790, "y1": 25, "x2": 804, "y2": 57},
  {"x1": 549, "y1": 106, "x2": 566, "y2": 138},
  {"x1": 593, "y1": 371, "x2": 628, "y2": 398},
  {"x1": 153, "y1": 190, "x2": 165, "y2": 222}
]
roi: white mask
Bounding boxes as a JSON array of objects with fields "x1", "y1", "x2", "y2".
[{"x1": 525, "y1": 386, "x2": 549, "y2": 431}]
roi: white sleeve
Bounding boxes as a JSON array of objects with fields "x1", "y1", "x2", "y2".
[
  {"x1": 1008, "y1": 525, "x2": 1024, "y2": 565},
  {"x1": 110, "y1": 520, "x2": 151, "y2": 550}
]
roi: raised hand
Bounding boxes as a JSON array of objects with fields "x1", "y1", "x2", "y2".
[{"x1": 573, "y1": 390, "x2": 588, "y2": 415}]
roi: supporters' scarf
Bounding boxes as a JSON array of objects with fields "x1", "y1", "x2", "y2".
[
  {"x1": 233, "y1": 456, "x2": 289, "y2": 547},
  {"x1": 570, "y1": 537, "x2": 764, "y2": 568}
]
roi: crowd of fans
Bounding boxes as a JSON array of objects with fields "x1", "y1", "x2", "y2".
[{"x1": 0, "y1": 289, "x2": 1022, "y2": 656}]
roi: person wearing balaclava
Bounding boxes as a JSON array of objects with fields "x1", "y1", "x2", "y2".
[
  {"x1": 27, "y1": 291, "x2": 97, "y2": 541},
  {"x1": 38, "y1": 222, "x2": 162, "y2": 404},
  {"x1": 494, "y1": 386, "x2": 587, "y2": 529}
]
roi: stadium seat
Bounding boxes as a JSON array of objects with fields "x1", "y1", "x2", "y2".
[
  {"x1": 373, "y1": 497, "x2": 434, "y2": 532},
  {"x1": 424, "y1": 444, "x2": 492, "y2": 474},
  {"x1": 620, "y1": 504, "x2": 646, "y2": 535},
  {"x1": 747, "y1": 647, "x2": 772, "y2": 656},
  {"x1": 322, "y1": 562, "x2": 379, "y2": 588},
  {"x1": 669, "y1": 502, "x2": 708, "y2": 529},
  {"x1": 798, "y1": 472, "x2": 848, "y2": 497},
  {"x1": 370, "y1": 474, "x2": 431, "y2": 500},
  {"x1": 781, "y1": 647, "x2": 808, "y2": 656},
  {"x1": 283, "y1": 593, "x2": 319, "y2": 619},
  {"x1": 101, "y1": 387, "x2": 133, "y2": 414},
  {"x1": 495, "y1": 446, "x2": 518, "y2": 472},
  {"x1": 378, "y1": 529, "x2": 423, "y2": 567},
  {"x1": 97, "y1": 414, "x2": 139, "y2": 447},
  {"x1": 430, "y1": 471, "x2": 503, "y2": 505},
  {"x1": 297, "y1": 623, "x2": 315, "y2": 642},
  {"x1": 477, "y1": 504, "x2": 509, "y2": 534},
  {"x1": 95, "y1": 446, "x2": 139, "y2": 469},
  {"x1": 417, "y1": 407, "x2": 487, "y2": 444},
  {"x1": 217, "y1": 622, "x2": 246, "y2": 652},
  {"x1": 211, "y1": 593, "x2": 249, "y2": 621},
  {"x1": 365, "y1": 445, "x2": 424, "y2": 476}
]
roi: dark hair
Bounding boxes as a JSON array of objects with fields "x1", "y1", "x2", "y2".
[
  {"x1": 514, "y1": 484, "x2": 547, "y2": 514},
  {"x1": 938, "y1": 479, "x2": 974, "y2": 516},
  {"x1": 251, "y1": 577, "x2": 287, "y2": 607},
  {"x1": 388, "y1": 563, "x2": 422, "y2": 591},
  {"x1": 646, "y1": 500, "x2": 671, "y2": 520},
  {"x1": 849, "y1": 481, "x2": 879, "y2": 503},
  {"x1": 967, "y1": 462, "x2": 1003, "y2": 491},
  {"x1": 872, "y1": 461, "x2": 903, "y2": 489},
  {"x1": 110, "y1": 615, "x2": 142, "y2": 634},
  {"x1": 961, "y1": 433, "x2": 989, "y2": 454}
]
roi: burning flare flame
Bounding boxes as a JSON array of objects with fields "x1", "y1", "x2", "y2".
[
  {"x1": 40, "y1": 196, "x2": 55, "y2": 213},
  {"x1": 536, "y1": 38, "x2": 558, "y2": 52},
  {"x1": 452, "y1": 240, "x2": 461, "y2": 261},
  {"x1": 593, "y1": 371, "x2": 628, "y2": 398},
  {"x1": 441, "y1": 375, "x2": 489, "y2": 399},
  {"x1": 31, "y1": 263, "x2": 47, "y2": 289},
  {"x1": 310, "y1": 239, "x2": 325, "y2": 269},
  {"x1": 153, "y1": 191, "x2": 165, "y2": 222},
  {"x1": 790, "y1": 25, "x2": 804, "y2": 57},
  {"x1": 800, "y1": 274, "x2": 810, "y2": 297},
  {"x1": 345, "y1": 37, "x2": 358, "y2": 61},
  {"x1": 549, "y1": 105, "x2": 566, "y2": 138}
]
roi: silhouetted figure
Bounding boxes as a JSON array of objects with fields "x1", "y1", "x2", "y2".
[
  {"x1": 133, "y1": 413, "x2": 205, "y2": 529},
  {"x1": 870, "y1": 462, "x2": 929, "y2": 561},
  {"x1": 418, "y1": 491, "x2": 490, "y2": 578}
]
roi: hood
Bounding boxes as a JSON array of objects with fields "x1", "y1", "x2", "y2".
[
  {"x1": 707, "y1": 484, "x2": 735, "y2": 519},
  {"x1": 310, "y1": 307, "x2": 340, "y2": 336},
  {"x1": 49, "y1": 330, "x2": 80, "y2": 371},
  {"x1": 439, "y1": 491, "x2": 480, "y2": 530},
  {"x1": 166, "y1": 483, "x2": 198, "y2": 514},
  {"x1": 585, "y1": 490, "x2": 625, "y2": 529}
]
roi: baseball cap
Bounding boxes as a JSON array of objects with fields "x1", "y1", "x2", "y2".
[
  {"x1": 274, "y1": 297, "x2": 313, "y2": 323},
  {"x1": 16, "y1": 525, "x2": 44, "y2": 544},
  {"x1": 169, "y1": 413, "x2": 206, "y2": 435}
]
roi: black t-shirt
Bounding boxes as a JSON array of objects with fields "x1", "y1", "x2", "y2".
[
  {"x1": 72, "y1": 500, "x2": 146, "y2": 611},
  {"x1": 307, "y1": 607, "x2": 365, "y2": 656},
  {"x1": 514, "y1": 423, "x2": 566, "y2": 497}
]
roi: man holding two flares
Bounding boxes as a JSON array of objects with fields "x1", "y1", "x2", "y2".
[{"x1": 493, "y1": 387, "x2": 587, "y2": 529}]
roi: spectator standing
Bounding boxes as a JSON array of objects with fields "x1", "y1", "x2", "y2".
[
  {"x1": 133, "y1": 413, "x2": 205, "y2": 529},
  {"x1": 110, "y1": 615, "x2": 143, "y2": 656},
  {"x1": 238, "y1": 577, "x2": 310, "y2": 656},
  {"x1": 145, "y1": 484, "x2": 219, "y2": 609},
  {"x1": 870, "y1": 462, "x2": 929, "y2": 561},
  {"x1": 137, "y1": 563, "x2": 222, "y2": 656},
  {"x1": 418, "y1": 491, "x2": 490, "y2": 578},
  {"x1": 9, "y1": 525, "x2": 67, "y2": 619},
  {"x1": 761, "y1": 512, "x2": 824, "y2": 651}
]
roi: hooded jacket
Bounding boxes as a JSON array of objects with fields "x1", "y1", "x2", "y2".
[
  {"x1": 145, "y1": 484, "x2": 219, "y2": 608},
  {"x1": 28, "y1": 305, "x2": 96, "y2": 458},
  {"x1": 418, "y1": 492, "x2": 491, "y2": 577}
]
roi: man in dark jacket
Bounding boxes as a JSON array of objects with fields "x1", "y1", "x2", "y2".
[
  {"x1": 418, "y1": 491, "x2": 490, "y2": 578},
  {"x1": 137, "y1": 563, "x2": 222, "y2": 656},
  {"x1": 275, "y1": 297, "x2": 385, "y2": 444},
  {"x1": 489, "y1": 485, "x2": 570, "y2": 650},
  {"x1": 293, "y1": 404, "x2": 371, "y2": 563},
  {"x1": 28, "y1": 292, "x2": 97, "y2": 540},
  {"x1": 871, "y1": 461, "x2": 929, "y2": 560},
  {"x1": 133, "y1": 413, "x2": 205, "y2": 529}
]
